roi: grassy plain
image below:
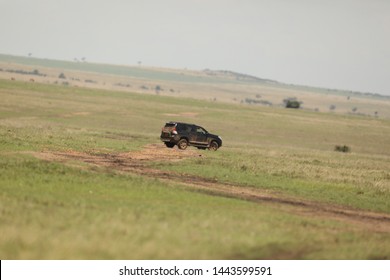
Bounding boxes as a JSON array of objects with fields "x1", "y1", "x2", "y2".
[
  {"x1": 1, "y1": 54, "x2": 390, "y2": 119},
  {"x1": 0, "y1": 73, "x2": 390, "y2": 259}
]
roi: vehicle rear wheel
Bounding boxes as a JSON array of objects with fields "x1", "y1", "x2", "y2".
[
  {"x1": 177, "y1": 139, "x2": 188, "y2": 150},
  {"x1": 208, "y1": 141, "x2": 219, "y2": 151},
  {"x1": 165, "y1": 143, "x2": 175, "y2": 148}
]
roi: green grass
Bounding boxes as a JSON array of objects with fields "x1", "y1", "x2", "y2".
[
  {"x1": 154, "y1": 147, "x2": 390, "y2": 212},
  {"x1": 1, "y1": 79, "x2": 390, "y2": 259},
  {"x1": 1, "y1": 154, "x2": 389, "y2": 259}
]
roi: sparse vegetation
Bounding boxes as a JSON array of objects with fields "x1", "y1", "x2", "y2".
[
  {"x1": 114, "y1": 82, "x2": 131, "y2": 88},
  {"x1": 5, "y1": 68, "x2": 46, "y2": 77},
  {"x1": 244, "y1": 98, "x2": 272, "y2": 106}
]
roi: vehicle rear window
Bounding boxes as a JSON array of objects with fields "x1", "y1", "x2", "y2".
[
  {"x1": 164, "y1": 123, "x2": 176, "y2": 128},
  {"x1": 176, "y1": 124, "x2": 186, "y2": 131}
]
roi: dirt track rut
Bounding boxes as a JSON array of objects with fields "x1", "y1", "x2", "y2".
[{"x1": 34, "y1": 144, "x2": 390, "y2": 232}]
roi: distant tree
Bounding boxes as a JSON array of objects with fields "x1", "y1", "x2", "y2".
[
  {"x1": 352, "y1": 107, "x2": 358, "y2": 113},
  {"x1": 285, "y1": 100, "x2": 300, "y2": 109},
  {"x1": 283, "y1": 97, "x2": 301, "y2": 109},
  {"x1": 59, "y1": 73, "x2": 66, "y2": 79},
  {"x1": 329, "y1": 104, "x2": 336, "y2": 111}
]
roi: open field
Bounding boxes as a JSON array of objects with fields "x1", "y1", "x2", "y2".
[
  {"x1": 1, "y1": 54, "x2": 390, "y2": 119},
  {"x1": 1, "y1": 61, "x2": 390, "y2": 259}
]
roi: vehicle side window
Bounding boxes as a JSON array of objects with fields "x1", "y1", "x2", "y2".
[{"x1": 196, "y1": 127, "x2": 206, "y2": 134}]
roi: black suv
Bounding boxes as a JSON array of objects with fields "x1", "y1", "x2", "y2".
[{"x1": 160, "y1": 122, "x2": 222, "y2": 151}]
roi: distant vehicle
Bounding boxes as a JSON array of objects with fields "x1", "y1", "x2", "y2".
[{"x1": 160, "y1": 122, "x2": 222, "y2": 151}]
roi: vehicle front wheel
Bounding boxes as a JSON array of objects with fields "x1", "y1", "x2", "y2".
[
  {"x1": 208, "y1": 141, "x2": 219, "y2": 151},
  {"x1": 177, "y1": 139, "x2": 188, "y2": 150}
]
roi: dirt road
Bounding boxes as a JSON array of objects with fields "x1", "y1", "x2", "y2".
[{"x1": 34, "y1": 144, "x2": 390, "y2": 232}]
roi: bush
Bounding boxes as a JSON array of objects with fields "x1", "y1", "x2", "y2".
[
  {"x1": 334, "y1": 145, "x2": 350, "y2": 153},
  {"x1": 285, "y1": 100, "x2": 300, "y2": 109},
  {"x1": 283, "y1": 97, "x2": 301, "y2": 109}
]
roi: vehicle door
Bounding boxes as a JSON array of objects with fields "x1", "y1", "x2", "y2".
[
  {"x1": 195, "y1": 126, "x2": 208, "y2": 144},
  {"x1": 187, "y1": 125, "x2": 197, "y2": 144}
]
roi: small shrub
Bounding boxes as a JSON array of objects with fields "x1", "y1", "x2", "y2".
[{"x1": 334, "y1": 145, "x2": 350, "y2": 153}]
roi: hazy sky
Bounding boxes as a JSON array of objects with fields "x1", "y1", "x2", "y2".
[{"x1": 1, "y1": 0, "x2": 389, "y2": 95}]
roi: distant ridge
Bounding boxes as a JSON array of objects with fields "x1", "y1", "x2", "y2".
[
  {"x1": 203, "y1": 69, "x2": 279, "y2": 84},
  {"x1": 0, "y1": 53, "x2": 388, "y2": 99}
]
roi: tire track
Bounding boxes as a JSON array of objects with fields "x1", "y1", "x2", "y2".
[{"x1": 33, "y1": 144, "x2": 390, "y2": 232}]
